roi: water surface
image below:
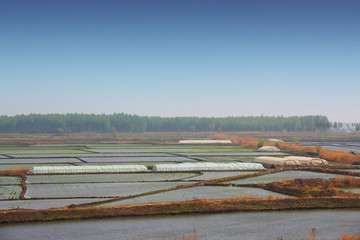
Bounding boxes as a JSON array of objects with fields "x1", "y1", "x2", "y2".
[{"x1": 0, "y1": 210, "x2": 359, "y2": 240}]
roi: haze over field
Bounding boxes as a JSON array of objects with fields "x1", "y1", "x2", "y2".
[{"x1": 1, "y1": 0, "x2": 359, "y2": 122}]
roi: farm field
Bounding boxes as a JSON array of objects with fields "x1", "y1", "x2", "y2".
[
  {"x1": 79, "y1": 156, "x2": 196, "y2": 163},
  {"x1": 0, "y1": 185, "x2": 22, "y2": 200},
  {"x1": 229, "y1": 171, "x2": 355, "y2": 185},
  {"x1": 25, "y1": 182, "x2": 194, "y2": 199},
  {"x1": 26, "y1": 172, "x2": 198, "y2": 184},
  {"x1": 0, "y1": 176, "x2": 21, "y2": 185},
  {"x1": 0, "y1": 140, "x2": 359, "y2": 240},
  {"x1": 0, "y1": 158, "x2": 82, "y2": 164},
  {"x1": 0, "y1": 198, "x2": 112, "y2": 210},
  {"x1": 98, "y1": 186, "x2": 291, "y2": 207}
]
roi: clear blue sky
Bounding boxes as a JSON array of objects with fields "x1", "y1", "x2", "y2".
[{"x1": 1, "y1": 0, "x2": 359, "y2": 122}]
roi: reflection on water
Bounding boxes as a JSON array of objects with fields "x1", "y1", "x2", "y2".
[{"x1": 1, "y1": 210, "x2": 359, "y2": 240}]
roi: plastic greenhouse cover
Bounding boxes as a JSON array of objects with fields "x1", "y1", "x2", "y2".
[
  {"x1": 29, "y1": 165, "x2": 148, "y2": 174},
  {"x1": 153, "y1": 162, "x2": 265, "y2": 172}
]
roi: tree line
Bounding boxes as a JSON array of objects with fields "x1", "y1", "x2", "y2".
[{"x1": 0, "y1": 113, "x2": 331, "y2": 133}]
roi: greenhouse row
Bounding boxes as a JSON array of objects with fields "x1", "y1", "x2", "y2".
[
  {"x1": 29, "y1": 162, "x2": 265, "y2": 174},
  {"x1": 152, "y1": 162, "x2": 265, "y2": 172},
  {"x1": 254, "y1": 156, "x2": 328, "y2": 166},
  {"x1": 29, "y1": 165, "x2": 148, "y2": 174}
]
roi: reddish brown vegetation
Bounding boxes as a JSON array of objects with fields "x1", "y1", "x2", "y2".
[
  {"x1": 227, "y1": 135, "x2": 360, "y2": 164},
  {"x1": 258, "y1": 177, "x2": 360, "y2": 198},
  {"x1": 339, "y1": 234, "x2": 360, "y2": 240}
]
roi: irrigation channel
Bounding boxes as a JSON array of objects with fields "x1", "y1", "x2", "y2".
[{"x1": 1, "y1": 209, "x2": 359, "y2": 240}]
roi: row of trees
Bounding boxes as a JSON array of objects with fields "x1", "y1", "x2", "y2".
[
  {"x1": 331, "y1": 122, "x2": 360, "y2": 131},
  {"x1": 0, "y1": 113, "x2": 331, "y2": 133}
]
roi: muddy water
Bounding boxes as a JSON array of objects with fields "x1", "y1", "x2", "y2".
[{"x1": 1, "y1": 210, "x2": 359, "y2": 240}]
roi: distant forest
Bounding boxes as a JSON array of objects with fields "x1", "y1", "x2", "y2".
[{"x1": 0, "y1": 114, "x2": 332, "y2": 133}]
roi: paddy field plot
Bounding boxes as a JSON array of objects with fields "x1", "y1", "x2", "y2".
[
  {"x1": 229, "y1": 171, "x2": 352, "y2": 185},
  {"x1": 0, "y1": 176, "x2": 22, "y2": 185},
  {"x1": 26, "y1": 173, "x2": 199, "y2": 184},
  {"x1": 0, "y1": 158, "x2": 82, "y2": 164},
  {"x1": 185, "y1": 171, "x2": 258, "y2": 181},
  {"x1": 7, "y1": 153, "x2": 173, "y2": 158},
  {"x1": 0, "y1": 164, "x2": 72, "y2": 171},
  {"x1": 180, "y1": 152, "x2": 287, "y2": 156},
  {"x1": 0, "y1": 155, "x2": 9, "y2": 159},
  {"x1": 190, "y1": 156, "x2": 258, "y2": 162},
  {"x1": 85, "y1": 146, "x2": 254, "y2": 154},
  {"x1": 79, "y1": 156, "x2": 196, "y2": 163},
  {"x1": 98, "y1": 186, "x2": 291, "y2": 207},
  {"x1": 0, "y1": 149, "x2": 88, "y2": 155},
  {"x1": 74, "y1": 162, "x2": 179, "y2": 167},
  {"x1": 0, "y1": 198, "x2": 112, "y2": 210},
  {"x1": 25, "y1": 182, "x2": 193, "y2": 199},
  {"x1": 0, "y1": 185, "x2": 22, "y2": 200}
]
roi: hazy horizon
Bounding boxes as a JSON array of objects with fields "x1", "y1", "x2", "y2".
[{"x1": 1, "y1": 0, "x2": 359, "y2": 122}]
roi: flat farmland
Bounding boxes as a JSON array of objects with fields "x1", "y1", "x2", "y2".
[
  {"x1": 230, "y1": 170, "x2": 355, "y2": 185},
  {"x1": 73, "y1": 162, "x2": 180, "y2": 167},
  {"x1": 0, "y1": 176, "x2": 22, "y2": 185},
  {"x1": 98, "y1": 186, "x2": 291, "y2": 207},
  {"x1": 0, "y1": 185, "x2": 22, "y2": 199},
  {"x1": 79, "y1": 156, "x2": 196, "y2": 163},
  {"x1": 0, "y1": 142, "x2": 359, "y2": 221},
  {"x1": 25, "y1": 182, "x2": 194, "y2": 198},
  {"x1": 26, "y1": 172, "x2": 198, "y2": 184},
  {"x1": 0, "y1": 158, "x2": 82, "y2": 164},
  {"x1": 181, "y1": 152, "x2": 287, "y2": 156},
  {"x1": 0, "y1": 198, "x2": 113, "y2": 210},
  {"x1": 185, "y1": 171, "x2": 258, "y2": 181}
]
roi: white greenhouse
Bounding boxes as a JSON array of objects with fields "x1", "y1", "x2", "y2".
[
  {"x1": 284, "y1": 156, "x2": 328, "y2": 166},
  {"x1": 257, "y1": 146, "x2": 281, "y2": 152},
  {"x1": 29, "y1": 165, "x2": 148, "y2": 174},
  {"x1": 254, "y1": 156, "x2": 301, "y2": 167},
  {"x1": 178, "y1": 140, "x2": 232, "y2": 145},
  {"x1": 153, "y1": 162, "x2": 265, "y2": 172},
  {"x1": 267, "y1": 139, "x2": 284, "y2": 142}
]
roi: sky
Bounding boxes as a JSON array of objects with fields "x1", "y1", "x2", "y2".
[{"x1": 1, "y1": 0, "x2": 359, "y2": 122}]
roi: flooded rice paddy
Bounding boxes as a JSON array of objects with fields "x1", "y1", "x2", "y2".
[
  {"x1": 25, "y1": 182, "x2": 193, "y2": 199},
  {"x1": 0, "y1": 198, "x2": 112, "y2": 210},
  {"x1": 98, "y1": 186, "x2": 291, "y2": 207},
  {"x1": 26, "y1": 172, "x2": 198, "y2": 184},
  {"x1": 79, "y1": 156, "x2": 196, "y2": 163},
  {"x1": 0, "y1": 158, "x2": 82, "y2": 164},
  {"x1": 0, "y1": 176, "x2": 21, "y2": 185},
  {"x1": 0, "y1": 185, "x2": 22, "y2": 200},
  {"x1": 230, "y1": 170, "x2": 350, "y2": 185},
  {"x1": 185, "y1": 171, "x2": 257, "y2": 181}
]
